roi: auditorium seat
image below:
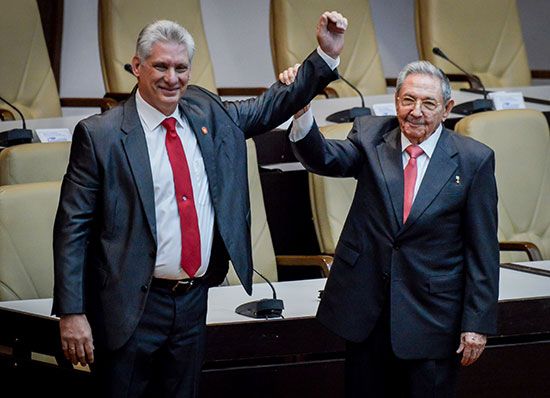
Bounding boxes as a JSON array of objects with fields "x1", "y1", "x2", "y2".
[
  {"x1": 270, "y1": 0, "x2": 387, "y2": 98},
  {"x1": 0, "y1": 0, "x2": 113, "y2": 120},
  {"x1": 455, "y1": 109, "x2": 550, "y2": 262},
  {"x1": 415, "y1": 0, "x2": 550, "y2": 88},
  {"x1": 225, "y1": 140, "x2": 331, "y2": 285},
  {"x1": 0, "y1": 142, "x2": 70, "y2": 185},
  {"x1": 98, "y1": 0, "x2": 262, "y2": 98},
  {"x1": 0, "y1": 181, "x2": 61, "y2": 301}
]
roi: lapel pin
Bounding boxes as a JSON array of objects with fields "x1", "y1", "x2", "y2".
[
  {"x1": 201, "y1": 126, "x2": 208, "y2": 135},
  {"x1": 455, "y1": 175, "x2": 461, "y2": 185}
]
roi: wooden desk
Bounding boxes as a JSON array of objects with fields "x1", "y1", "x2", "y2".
[{"x1": 1, "y1": 267, "x2": 549, "y2": 398}]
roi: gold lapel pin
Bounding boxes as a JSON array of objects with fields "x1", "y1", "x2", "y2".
[
  {"x1": 455, "y1": 175, "x2": 461, "y2": 185},
  {"x1": 201, "y1": 126, "x2": 208, "y2": 135}
]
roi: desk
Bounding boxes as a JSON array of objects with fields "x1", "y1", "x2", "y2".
[{"x1": 1, "y1": 266, "x2": 549, "y2": 398}]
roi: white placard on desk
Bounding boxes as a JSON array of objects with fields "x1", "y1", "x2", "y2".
[
  {"x1": 372, "y1": 103, "x2": 396, "y2": 116},
  {"x1": 35, "y1": 128, "x2": 72, "y2": 143},
  {"x1": 488, "y1": 91, "x2": 526, "y2": 110}
]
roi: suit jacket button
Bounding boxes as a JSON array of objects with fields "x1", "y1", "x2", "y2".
[
  {"x1": 393, "y1": 245, "x2": 400, "y2": 250},
  {"x1": 141, "y1": 284, "x2": 148, "y2": 292}
]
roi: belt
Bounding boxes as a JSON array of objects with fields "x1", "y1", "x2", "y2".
[{"x1": 150, "y1": 277, "x2": 203, "y2": 295}]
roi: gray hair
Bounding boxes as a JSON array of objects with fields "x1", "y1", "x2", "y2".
[
  {"x1": 396, "y1": 61, "x2": 452, "y2": 104},
  {"x1": 136, "y1": 20, "x2": 195, "y2": 61}
]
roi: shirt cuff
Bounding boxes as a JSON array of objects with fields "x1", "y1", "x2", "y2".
[
  {"x1": 289, "y1": 108, "x2": 314, "y2": 142},
  {"x1": 316, "y1": 46, "x2": 340, "y2": 70}
]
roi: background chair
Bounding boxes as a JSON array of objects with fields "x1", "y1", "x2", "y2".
[
  {"x1": 455, "y1": 109, "x2": 550, "y2": 262},
  {"x1": 270, "y1": 0, "x2": 388, "y2": 98},
  {"x1": 0, "y1": 142, "x2": 70, "y2": 185},
  {"x1": 0, "y1": 181, "x2": 61, "y2": 301},
  {"x1": 98, "y1": 0, "x2": 263, "y2": 98},
  {"x1": 225, "y1": 139, "x2": 331, "y2": 285},
  {"x1": 0, "y1": 0, "x2": 113, "y2": 121},
  {"x1": 415, "y1": 0, "x2": 550, "y2": 89}
]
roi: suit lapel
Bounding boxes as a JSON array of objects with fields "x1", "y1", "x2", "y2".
[
  {"x1": 399, "y1": 128, "x2": 458, "y2": 236},
  {"x1": 376, "y1": 127, "x2": 404, "y2": 228},
  {"x1": 179, "y1": 99, "x2": 219, "y2": 205},
  {"x1": 120, "y1": 96, "x2": 157, "y2": 242}
]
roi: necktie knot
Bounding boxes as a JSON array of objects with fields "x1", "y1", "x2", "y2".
[
  {"x1": 161, "y1": 117, "x2": 177, "y2": 135},
  {"x1": 406, "y1": 145, "x2": 424, "y2": 159}
]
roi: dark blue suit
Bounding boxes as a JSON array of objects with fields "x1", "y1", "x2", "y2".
[
  {"x1": 292, "y1": 115, "x2": 499, "y2": 396},
  {"x1": 52, "y1": 51, "x2": 337, "y2": 396}
]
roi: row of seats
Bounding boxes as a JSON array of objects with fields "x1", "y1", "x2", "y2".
[
  {"x1": 0, "y1": 139, "x2": 330, "y2": 301},
  {"x1": 2, "y1": 0, "x2": 548, "y2": 121}
]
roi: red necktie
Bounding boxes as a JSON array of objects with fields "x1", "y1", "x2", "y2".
[
  {"x1": 162, "y1": 117, "x2": 201, "y2": 277},
  {"x1": 403, "y1": 145, "x2": 424, "y2": 223}
]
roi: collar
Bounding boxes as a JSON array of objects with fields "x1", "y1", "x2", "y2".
[
  {"x1": 135, "y1": 89, "x2": 184, "y2": 131},
  {"x1": 400, "y1": 123, "x2": 443, "y2": 159}
]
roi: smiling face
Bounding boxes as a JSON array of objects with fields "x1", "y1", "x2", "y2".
[
  {"x1": 132, "y1": 41, "x2": 191, "y2": 116},
  {"x1": 395, "y1": 73, "x2": 454, "y2": 144}
]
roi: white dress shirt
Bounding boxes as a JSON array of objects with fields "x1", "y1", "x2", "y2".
[{"x1": 136, "y1": 90, "x2": 214, "y2": 279}]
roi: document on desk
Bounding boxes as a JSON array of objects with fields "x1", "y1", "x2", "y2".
[{"x1": 36, "y1": 128, "x2": 72, "y2": 142}]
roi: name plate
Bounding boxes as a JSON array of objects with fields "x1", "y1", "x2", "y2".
[
  {"x1": 35, "y1": 128, "x2": 72, "y2": 142},
  {"x1": 488, "y1": 91, "x2": 526, "y2": 110},
  {"x1": 372, "y1": 103, "x2": 396, "y2": 116}
]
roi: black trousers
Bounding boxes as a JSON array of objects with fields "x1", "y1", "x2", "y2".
[
  {"x1": 345, "y1": 302, "x2": 460, "y2": 398},
  {"x1": 93, "y1": 282, "x2": 209, "y2": 398}
]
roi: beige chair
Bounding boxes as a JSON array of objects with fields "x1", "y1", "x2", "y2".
[
  {"x1": 0, "y1": 181, "x2": 61, "y2": 301},
  {"x1": 98, "y1": 0, "x2": 262, "y2": 98},
  {"x1": 225, "y1": 139, "x2": 331, "y2": 285},
  {"x1": 0, "y1": 0, "x2": 114, "y2": 121},
  {"x1": 455, "y1": 109, "x2": 550, "y2": 262},
  {"x1": 415, "y1": 0, "x2": 549, "y2": 88},
  {"x1": 308, "y1": 124, "x2": 356, "y2": 256},
  {"x1": 0, "y1": 142, "x2": 71, "y2": 185},
  {"x1": 270, "y1": 0, "x2": 387, "y2": 98}
]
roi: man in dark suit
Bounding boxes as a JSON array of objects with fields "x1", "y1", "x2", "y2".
[
  {"x1": 53, "y1": 13, "x2": 347, "y2": 397},
  {"x1": 287, "y1": 61, "x2": 499, "y2": 397}
]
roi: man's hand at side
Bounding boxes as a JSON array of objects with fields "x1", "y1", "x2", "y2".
[
  {"x1": 457, "y1": 331, "x2": 487, "y2": 366},
  {"x1": 60, "y1": 314, "x2": 94, "y2": 366}
]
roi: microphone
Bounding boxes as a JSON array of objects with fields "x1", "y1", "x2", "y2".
[
  {"x1": 0, "y1": 96, "x2": 33, "y2": 147},
  {"x1": 326, "y1": 75, "x2": 371, "y2": 123},
  {"x1": 235, "y1": 269, "x2": 284, "y2": 319},
  {"x1": 431, "y1": 47, "x2": 494, "y2": 115},
  {"x1": 124, "y1": 63, "x2": 133, "y2": 74}
]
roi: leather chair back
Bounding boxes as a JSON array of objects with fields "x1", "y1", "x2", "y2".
[
  {"x1": 308, "y1": 123, "x2": 356, "y2": 254},
  {"x1": 98, "y1": 0, "x2": 217, "y2": 94},
  {"x1": 0, "y1": 181, "x2": 61, "y2": 300},
  {"x1": 0, "y1": 0, "x2": 62, "y2": 119},
  {"x1": 0, "y1": 142, "x2": 71, "y2": 185},
  {"x1": 455, "y1": 109, "x2": 550, "y2": 261},
  {"x1": 270, "y1": 0, "x2": 386, "y2": 97},
  {"x1": 225, "y1": 139, "x2": 279, "y2": 285},
  {"x1": 415, "y1": 0, "x2": 531, "y2": 87}
]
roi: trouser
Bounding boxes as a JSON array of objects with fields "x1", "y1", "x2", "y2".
[
  {"x1": 92, "y1": 281, "x2": 208, "y2": 398},
  {"x1": 345, "y1": 302, "x2": 459, "y2": 398}
]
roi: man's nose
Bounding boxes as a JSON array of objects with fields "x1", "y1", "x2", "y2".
[
  {"x1": 410, "y1": 102, "x2": 423, "y2": 117},
  {"x1": 164, "y1": 68, "x2": 177, "y2": 83}
]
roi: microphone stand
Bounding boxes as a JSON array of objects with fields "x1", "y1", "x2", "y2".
[
  {"x1": 431, "y1": 47, "x2": 494, "y2": 115},
  {"x1": 235, "y1": 269, "x2": 284, "y2": 319},
  {"x1": 0, "y1": 96, "x2": 33, "y2": 147},
  {"x1": 326, "y1": 75, "x2": 371, "y2": 123}
]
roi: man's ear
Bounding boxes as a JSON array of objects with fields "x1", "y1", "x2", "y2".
[
  {"x1": 131, "y1": 55, "x2": 141, "y2": 77},
  {"x1": 442, "y1": 99, "x2": 455, "y2": 120}
]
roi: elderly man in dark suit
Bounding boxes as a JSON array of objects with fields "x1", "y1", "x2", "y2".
[
  {"x1": 284, "y1": 60, "x2": 499, "y2": 397},
  {"x1": 53, "y1": 12, "x2": 347, "y2": 397}
]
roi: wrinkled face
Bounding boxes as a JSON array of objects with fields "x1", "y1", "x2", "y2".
[
  {"x1": 395, "y1": 74, "x2": 454, "y2": 144},
  {"x1": 132, "y1": 41, "x2": 191, "y2": 116}
]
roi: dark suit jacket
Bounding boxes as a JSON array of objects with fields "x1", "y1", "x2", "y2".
[
  {"x1": 52, "y1": 51, "x2": 337, "y2": 350},
  {"x1": 292, "y1": 116, "x2": 499, "y2": 359}
]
